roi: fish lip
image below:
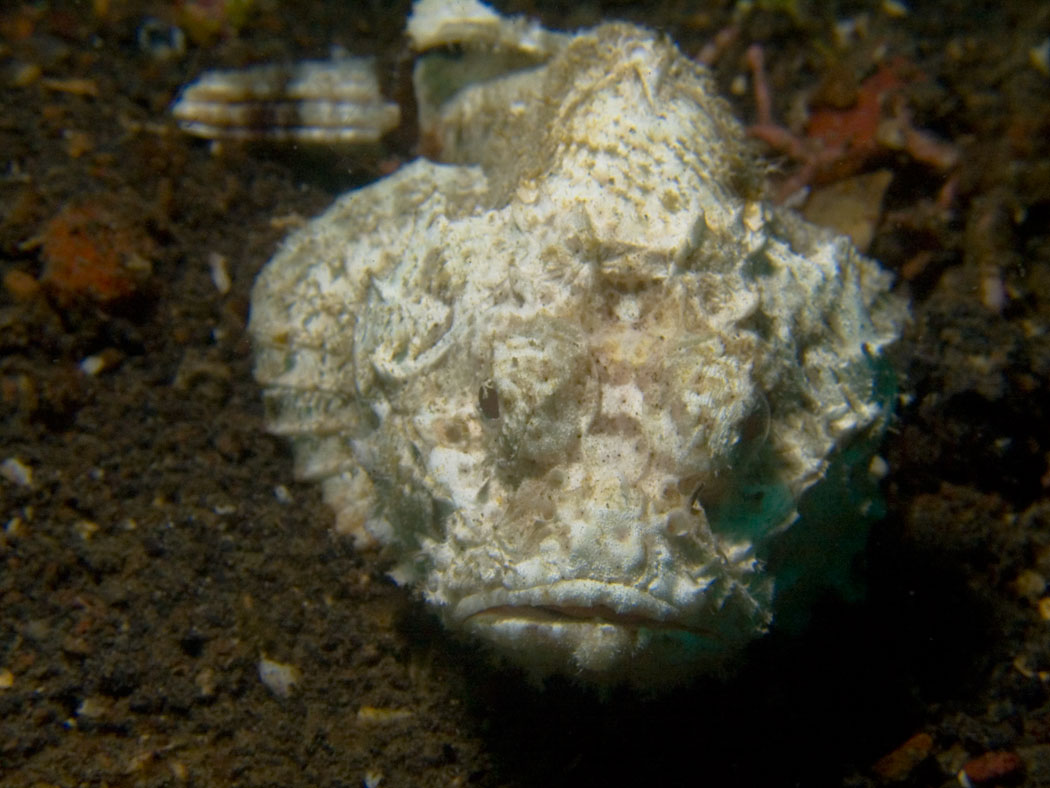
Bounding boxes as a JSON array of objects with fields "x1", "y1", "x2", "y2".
[
  {"x1": 463, "y1": 604, "x2": 698, "y2": 632},
  {"x1": 452, "y1": 579, "x2": 688, "y2": 628}
]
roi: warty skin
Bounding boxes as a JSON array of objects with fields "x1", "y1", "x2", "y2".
[{"x1": 248, "y1": 5, "x2": 906, "y2": 686}]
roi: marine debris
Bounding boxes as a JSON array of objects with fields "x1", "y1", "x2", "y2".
[
  {"x1": 746, "y1": 44, "x2": 959, "y2": 203},
  {"x1": 171, "y1": 57, "x2": 399, "y2": 143}
]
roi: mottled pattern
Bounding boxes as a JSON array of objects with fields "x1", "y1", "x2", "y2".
[{"x1": 249, "y1": 3, "x2": 906, "y2": 685}]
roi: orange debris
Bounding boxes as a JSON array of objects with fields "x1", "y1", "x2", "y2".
[
  {"x1": 0, "y1": 5, "x2": 42, "y2": 42},
  {"x1": 872, "y1": 732, "x2": 934, "y2": 781},
  {"x1": 747, "y1": 46, "x2": 958, "y2": 202},
  {"x1": 2, "y1": 268, "x2": 41, "y2": 301},
  {"x1": 806, "y1": 63, "x2": 906, "y2": 159},
  {"x1": 38, "y1": 198, "x2": 154, "y2": 305},
  {"x1": 961, "y1": 750, "x2": 1024, "y2": 785}
]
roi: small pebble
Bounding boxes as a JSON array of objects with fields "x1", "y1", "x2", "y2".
[
  {"x1": 195, "y1": 668, "x2": 217, "y2": 698},
  {"x1": 10, "y1": 61, "x2": 41, "y2": 87},
  {"x1": 63, "y1": 129, "x2": 92, "y2": 158},
  {"x1": 2, "y1": 269, "x2": 40, "y2": 301},
  {"x1": 137, "y1": 17, "x2": 186, "y2": 59},
  {"x1": 869, "y1": 454, "x2": 890, "y2": 480},
  {"x1": 76, "y1": 696, "x2": 109, "y2": 718},
  {"x1": 1015, "y1": 570, "x2": 1047, "y2": 600},
  {"x1": 4, "y1": 516, "x2": 25, "y2": 537},
  {"x1": 79, "y1": 354, "x2": 107, "y2": 376},
  {"x1": 74, "y1": 520, "x2": 99, "y2": 540},
  {"x1": 0, "y1": 457, "x2": 33, "y2": 487},
  {"x1": 872, "y1": 732, "x2": 933, "y2": 781},
  {"x1": 258, "y1": 656, "x2": 299, "y2": 698},
  {"x1": 208, "y1": 251, "x2": 232, "y2": 294},
  {"x1": 960, "y1": 750, "x2": 1023, "y2": 785},
  {"x1": 1031, "y1": 38, "x2": 1050, "y2": 77},
  {"x1": 881, "y1": 0, "x2": 909, "y2": 17},
  {"x1": 41, "y1": 77, "x2": 99, "y2": 97},
  {"x1": 1039, "y1": 597, "x2": 1050, "y2": 621},
  {"x1": 356, "y1": 706, "x2": 412, "y2": 724}
]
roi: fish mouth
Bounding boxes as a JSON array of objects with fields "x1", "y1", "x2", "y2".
[
  {"x1": 452, "y1": 580, "x2": 734, "y2": 681},
  {"x1": 453, "y1": 579, "x2": 697, "y2": 632},
  {"x1": 464, "y1": 603, "x2": 700, "y2": 632}
]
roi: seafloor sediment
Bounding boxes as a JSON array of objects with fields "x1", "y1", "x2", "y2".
[{"x1": 2, "y1": 2, "x2": 1050, "y2": 786}]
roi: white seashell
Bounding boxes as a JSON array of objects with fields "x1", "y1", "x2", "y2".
[
  {"x1": 247, "y1": 1, "x2": 908, "y2": 686},
  {"x1": 171, "y1": 57, "x2": 399, "y2": 143},
  {"x1": 407, "y1": 0, "x2": 567, "y2": 55}
]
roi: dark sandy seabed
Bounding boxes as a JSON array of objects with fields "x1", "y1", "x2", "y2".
[{"x1": 2, "y1": 0, "x2": 1050, "y2": 786}]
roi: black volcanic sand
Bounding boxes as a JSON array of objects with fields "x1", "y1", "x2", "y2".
[{"x1": 3, "y1": 1, "x2": 1050, "y2": 786}]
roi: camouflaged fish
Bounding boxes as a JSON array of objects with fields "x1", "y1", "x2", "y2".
[{"x1": 176, "y1": 0, "x2": 907, "y2": 685}]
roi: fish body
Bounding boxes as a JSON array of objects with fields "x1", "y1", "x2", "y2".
[{"x1": 243, "y1": 1, "x2": 906, "y2": 685}]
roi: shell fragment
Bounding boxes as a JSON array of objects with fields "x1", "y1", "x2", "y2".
[{"x1": 172, "y1": 57, "x2": 400, "y2": 143}]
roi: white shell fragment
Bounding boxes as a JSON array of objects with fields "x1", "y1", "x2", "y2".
[
  {"x1": 257, "y1": 656, "x2": 300, "y2": 698},
  {"x1": 0, "y1": 457, "x2": 33, "y2": 487},
  {"x1": 171, "y1": 57, "x2": 399, "y2": 143},
  {"x1": 249, "y1": 1, "x2": 907, "y2": 685},
  {"x1": 407, "y1": 0, "x2": 566, "y2": 55}
]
